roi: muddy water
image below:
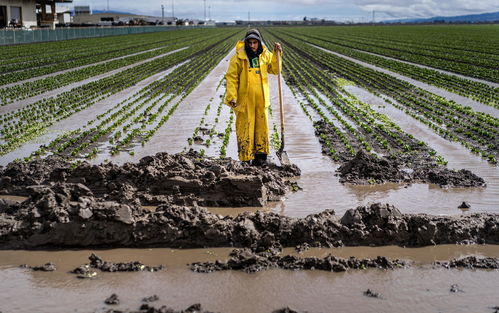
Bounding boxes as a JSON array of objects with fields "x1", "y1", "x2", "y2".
[
  {"x1": 0, "y1": 47, "x2": 189, "y2": 116},
  {"x1": 311, "y1": 44, "x2": 499, "y2": 118},
  {"x1": 349, "y1": 46, "x2": 499, "y2": 88},
  {"x1": 0, "y1": 61, "x2": 188, "y2": 166},
  {"x1": 96, "y1": 51, "x2": 236, "y2": 164},
  {"x1": 1, "y1": 245, "x2": 499, "y2": 313},
  {"x1": 344, "y1": 85, "x2": 499, "y2": 209},
  {"x1": 263, "y1": 74, "x2": 498, "y2": 217}
]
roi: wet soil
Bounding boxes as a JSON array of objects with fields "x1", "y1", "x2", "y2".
[
  {"x1": 335, "y1": 149, "x2": 485, "y2": 188},
  {"x1": 71, "y1": 253, "x2": 164, "y2": 279},
  {"x1": 190, "y1": 248, "x2": 407, "y2": 273},
  {"x1": 435, "y1": 256, "x2": 499, "y2": 269},
  {"x1": 2, "y1": 245, "x2": 499, "y2": 313},
  {"x1": 0, "y1": 150, "x2": 300, "y2": 208},
  {"x1": 1, "y1": 187, "x2": 498, "y2": 249}
]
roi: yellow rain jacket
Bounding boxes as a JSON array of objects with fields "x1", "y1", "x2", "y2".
[{"x1": 225, "y1": 40, "x2": 280, "y2": 161}]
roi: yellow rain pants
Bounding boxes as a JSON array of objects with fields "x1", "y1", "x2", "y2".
[
  {"x1": 235, "y1": 68, "x2": 269, "y2": 161},
  {"x1": 225, "y1": 40, "x2": 280, "y2": 161}
]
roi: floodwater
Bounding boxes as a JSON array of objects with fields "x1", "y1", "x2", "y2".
[
  {"x1": 264, "y1": 75, "x2": 499, "y2": 218},
  {"x1": 1, "y1": 245, "x2": 499, "y2": 313},
  {"x1": 2, "y1": 46, "x2": 499, "y2": 313},
  {"x1": 348, "y1": 45, "x2": 499, "y2": 89},
  {"x1": 0, "y1": 47, "x2": 189, "y2": 116},
  {"x1": 311, "y1": 44, "x2": 499, "y2": 118},
  {"x1": 0, "y1": 59, "x2": 189, "y2": 166}
]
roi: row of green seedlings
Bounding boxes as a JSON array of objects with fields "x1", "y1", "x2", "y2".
[
  {"x1": 269, "y1": 29, "x2": 498, "y2": 164},
  {"x1": 0, "y1": 31, "x2": 240, "y2": 156},
  {"x1": 219, "y1": 110, "x2": 234, "y2": 158},
  {"x1": 0, "y1": 29, "x2": 218, "y2": 85},
  {"x1": 187, "y1": 78, "x2": 227, "y2": 156},
  {"x1": 0, "y1": 38, "x2": 194, "y2": 106},
  {"x1": 278, "y1": 29, "x2": 499, "y2": 108},
  {"x1": 281, "y1": 27, "x2": 499, "y2": 83},
  {"x1": 0, "y1": 29, "x2": 180, "y2": 67},
  {"x1": 27, "y1": 31, "x2": 240, "y2": 161},
  {"x1": 0, "y1": 43, "x2": 199, "y2": 156},
  {"x1": 268, "y1": 29, "x2": 446, "y2": 164}
]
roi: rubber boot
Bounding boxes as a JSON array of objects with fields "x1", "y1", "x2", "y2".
[{"x1": 251, "y1": 153, "x2": 267, "y2": 166}]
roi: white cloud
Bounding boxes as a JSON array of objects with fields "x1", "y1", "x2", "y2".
[
  {"x1": 71, "y1": 0, "x2": 499, "y2": 21},
  {"x1": 353, "y1": 0, "x2": 499, "y2": 18}
]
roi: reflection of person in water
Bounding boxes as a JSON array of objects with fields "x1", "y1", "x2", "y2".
[{"x1": 225, "y1": 29, "x2": 282, "y2": 166}]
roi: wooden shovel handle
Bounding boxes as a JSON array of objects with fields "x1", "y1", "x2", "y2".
[{"x1": 276, "y1": 49, "x2": 285, "y2": 142}]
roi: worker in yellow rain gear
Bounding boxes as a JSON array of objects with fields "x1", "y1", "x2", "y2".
[{"x1": 225, "y1": 29, "x2": 282, "y2": 166}]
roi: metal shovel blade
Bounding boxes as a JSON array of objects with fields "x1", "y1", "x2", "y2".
[{"x1": 276, "y1": 147, "x2": 290, "y2": 166}]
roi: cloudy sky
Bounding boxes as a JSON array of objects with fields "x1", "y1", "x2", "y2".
[{"x1": 70, "y1": 0, "x2": 499, "y2": 22}]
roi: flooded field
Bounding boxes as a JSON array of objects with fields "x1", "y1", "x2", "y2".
[{"x1": 1, "y1": 26, "x2": 498, "y2": 313}]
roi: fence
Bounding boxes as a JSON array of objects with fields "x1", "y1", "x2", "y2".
[{"x1": 0, "y1": 26, "x2": 193, "y2": 45}]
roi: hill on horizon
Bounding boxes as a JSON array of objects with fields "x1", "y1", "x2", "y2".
[{"x1": 385, "y1": 11, "x2": 499, "y2": 23}]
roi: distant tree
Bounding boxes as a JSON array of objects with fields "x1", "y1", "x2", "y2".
[{"x1": 303, "y1": 16, "x2": 307, "y2": 21}]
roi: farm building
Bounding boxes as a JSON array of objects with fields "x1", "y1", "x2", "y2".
[
  {"x1": 0, "y1": 0, "x2": 72, "y2": 28},
  {"x1": 72, "y1": 9, "x2": 176, "y2": 26}
]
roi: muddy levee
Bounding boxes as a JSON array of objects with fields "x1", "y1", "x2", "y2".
[
  {"x1": 314, "y1": 121, "x2": 486, "y2": 188},
  {"x1": 0, "y1": 149, "x2": 498, "y2": 250}
]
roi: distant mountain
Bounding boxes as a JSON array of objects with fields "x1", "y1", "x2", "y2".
[{"x1": 384, "y1": 11, "x2": 499, "y2": 23}]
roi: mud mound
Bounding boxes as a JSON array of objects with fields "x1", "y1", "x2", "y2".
[
  {"x1": 0, "y1": 151, "x2": 300, "y2": 207},
  {"x1": 1, "y1": 191, "x2": 498, "y2": 249},
  {"x1": 435, "y1": 256, "x2": 499, "y2": 269},
  {"x1": 337, "y1": 150, "x2": 485, "y2": 187},
  {"x1": 71, "y1": 253, "x2": 164, "y2": 277},
  {"x1": 106, "y1": 303, "x2": 216, "y2": 313},
  {"x1": 337, "y1": 150, "x2": 405, "y2": 184},
  {"x1": 189, "y1": 248, "x2": 406, "y2": 273}
]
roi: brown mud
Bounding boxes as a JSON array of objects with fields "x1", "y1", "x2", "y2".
[
  {"x1": 0, "y1": 150, "x2": 300, "y2": 208},
  {"x1": 435, "y1": 256, "x2": 499, "y2": 269},
  {"x1": 190, "y1": 248, "x2": 406, "y2": 273},
  {"x1": 1, "y1": 185, "x2": 498, "y2": 249},
  {"x1": 337, "y1": 149, "x2": 485, "y2": 187}
]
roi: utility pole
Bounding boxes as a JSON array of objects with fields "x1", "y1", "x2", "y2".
[
  {"x1": 204, "y1": 0, "x2": 207, "y2": 22},
  {"x1": 107, "y1": 0, "x2": 109, "y2": 11},
  {"x1": 208, "y1": 5, "x2": 211, "y2": 21},
  {"x1": 248, "y1": 11, "x2": 250, "y2": 25},
  {"x1": 172, "y1": 0, "x2": 175, "y2": 24},
  {"x1": 161, "y1": 5, "x2": 164, "y2": 24},
  {"x1": 372, "y1": 10, "x2": 375, "y2": 23}
]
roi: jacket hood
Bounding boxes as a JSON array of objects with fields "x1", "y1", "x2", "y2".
[{"x1": 236, "y1": 40, "x2": 268, "y2": 59}]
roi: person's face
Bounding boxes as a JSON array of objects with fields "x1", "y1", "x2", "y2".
[{"x1": 247, "y1": 38, "x2": 259, "y2": 53}]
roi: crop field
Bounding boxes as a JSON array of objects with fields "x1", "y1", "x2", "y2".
[
  {"x1": 1, "y1": 25, "x2": 499, "y2": 313},
  {"x1": 1, "y1": 26, "x2": 497, "y2": 166}
]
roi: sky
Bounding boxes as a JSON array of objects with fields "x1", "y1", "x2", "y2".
[{"x1": 69, "y1": 0, "x2": 499, "y2": 22}]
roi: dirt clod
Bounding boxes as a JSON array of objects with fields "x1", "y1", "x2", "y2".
[
  {"x1": 142, "y1": 295, "x2": 159, "y2": 302},
  {"x1": 435, "y1": 256, "x2": 499, "y2": 269},
  {"x1": 19, "y1": 262, "x2": 56, "y2": 271},
  {"x1": 363, "y1": 289, "x2": 383, "y2": 299},
  {"x1": 336, "y1": 150, "x2": 485, "y2": 187},
  {"x1": 71, "y1": 254, "x2": 164, "y2": 277},
  {"x1": 105, "y1": 294, "x2": 120, "y2": 305},
  {"x1": 189, "y1": 248, "x2": 407, "y2": 273}
]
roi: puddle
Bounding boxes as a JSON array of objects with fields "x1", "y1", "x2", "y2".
[
  {"x1": 0, "y1": 246, "x2": 498, "y2": 313},
  {"x1": 311, "y1": 44, "x2": 499, "y2": 118}
]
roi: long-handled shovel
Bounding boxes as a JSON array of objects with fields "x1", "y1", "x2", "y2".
[{"x1": 275, "y1": 49, "x2": 290, "y2": 166}]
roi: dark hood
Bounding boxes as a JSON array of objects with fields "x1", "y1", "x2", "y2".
[{"x1": 244, "y1": 28, "x2": 263, "y2": 58}]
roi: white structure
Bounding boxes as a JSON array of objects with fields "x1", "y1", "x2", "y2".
[
  {"x1": 0, "y1": 0, "x2": 37, "y2": 28},
  {"x1": 0, "y1": 0, "x2": 72, "y2": 28}
]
